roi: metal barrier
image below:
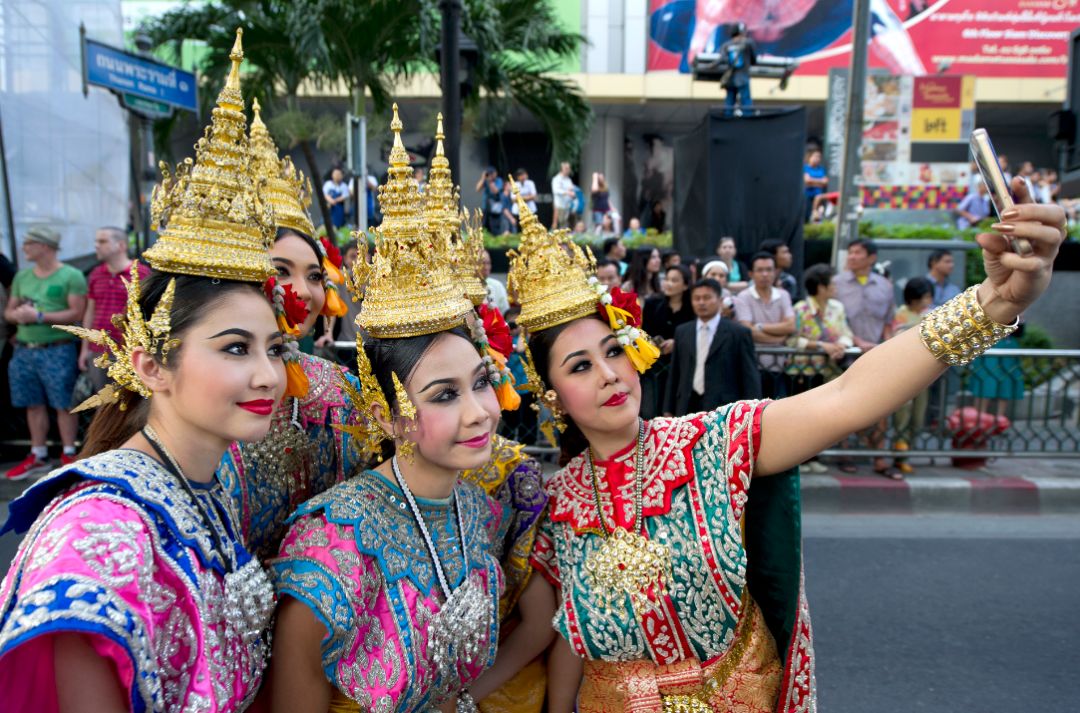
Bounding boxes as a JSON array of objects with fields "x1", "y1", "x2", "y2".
[{"x1": 330, "y1": 342, "x2": 1080, "y2": 459}]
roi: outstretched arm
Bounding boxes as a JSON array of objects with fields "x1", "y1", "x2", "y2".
[{"x1": 756, "y1": 181, "x2": 1063, "y2": 476}]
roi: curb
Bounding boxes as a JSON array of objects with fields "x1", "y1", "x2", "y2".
[{"x1": 801, "y1": 474, "x2": 1080, "y2": 514}]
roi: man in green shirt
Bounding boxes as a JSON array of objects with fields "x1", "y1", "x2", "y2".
[{"x1": 3, "y1": 226, "x2": 87, "y2": 480}]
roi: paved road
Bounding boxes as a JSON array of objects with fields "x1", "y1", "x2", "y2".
[
  {"x1": 1, "y1": 507, "x2": 1076, "y2": 711},
  {"x1": 804, "y1": 514, "x2": 1080, "y2": 712}
]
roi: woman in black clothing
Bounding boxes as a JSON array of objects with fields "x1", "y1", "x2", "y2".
[
  {"x1": 640, "y1": 264, "x2": 695, "y2": 418},
  {"x1": 621, "y1": 247, "x2": 662, "y2": 304}
]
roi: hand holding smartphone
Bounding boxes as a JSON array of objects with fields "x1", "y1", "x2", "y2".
[{"x1": 970, "y1": 128, "x2": 1034, "y2": 256}]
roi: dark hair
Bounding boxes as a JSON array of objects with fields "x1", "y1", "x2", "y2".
[
  {"x1": 80, "y1": 272, "x2": 266, "y2": 458},
  {"x1": 624, "y1": 247, "x2": 661, "y2": 296},
  {"x1": 803, "y1": 263, "x2": 834, "y2": 296},
  {"x1": 749, "y1": 251, "x2": 776, "y2": 270},
  {"x1": 274, "y1": 226, "x2": 323, "y2": 267},
  {"x1": 903, "y1": 276, "x2": 934, "y2": 306},
  {"x1": 691, "y1": 278, "x2": 724, "y2": 297},
  {"x1": 602, "y1": 237, "x2": 622, "y2": 257},
  {"x1": 759, "y1": 239, "x2": 786, "y2": 257},
  {"x1": 718, "y1": 236, "x2": 736, "y2": 248},
  {"x1": 661, "y1": 250, "x2": 680, "y2": 268},
  {"x1": 514, "y1": 168, "x2": 528, "y2": 179},
  {"x1": 664, "y1": 264, "x2": 692, "y2": 291},
  {"x1": 595, "y1": 258, "x2": 618, "y2": 272},
  {"x1": 848, "y1": 238, "x2": 878, "y2": 256},
  {"x1": 527, "y1": 315, "x2": 608, "y2": 465},
  {"x1": 363, "y1": 326, "x2": 473, "y2": 457},
  {"x1": 927, "y1": 249, "x2": 951, "y2": 269}
]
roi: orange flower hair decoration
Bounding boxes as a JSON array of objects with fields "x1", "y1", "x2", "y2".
[
  {"x1": 318, "y1": 236, "x2": 348, "y2": 317},
  {"x1": 590, "y1": 281, "x2": 660, "y2": 373},
  {"x1": 263, "y1": 277, "x2": 310, "y2": 397},
  {"x1": 468, "y1": 304, "x2": 521, "y2": 411}
]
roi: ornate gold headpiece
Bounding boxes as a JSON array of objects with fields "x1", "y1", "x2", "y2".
[
  {"x1": 145, "y1": 28, "x2": 276, "y2": 283},
  {"x1": 248, "y1": 97, "x2": 315, "y2": 238},
  {"x1": 348, "y1": 104, "x2": 472, "y2": 339},
  {"x1": 423, "y1": 114, "x2": 487, "y2": 306},
  {"x1": 57, "y1": 270, "x2": 179, "y2": 411},
  {"x1": 507, "y1": 179, "x2": 599, "y2": 332}
]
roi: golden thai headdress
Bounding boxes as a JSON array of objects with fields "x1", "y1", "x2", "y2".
[
  {"x1": 424, "y1": 113, "x2": 487, "y2": 306},
  {"x1": 57, "y1": 269, "x2": 179, "y2": 411},
  {"x1": 507, "y1": 179, "x2": 659, "y2": 439},
  {"x1": 248, "y1": 97, "x2": 315, "y2": 238},
  {"x1": 63, "y1": 29, "x2": 280, "y2": 413},
  {"x1": 145, "y1": 28, "x2": 275, "y2": 283},
  {"x1": 341, "y1": 105, "x2": 474, "y2": 457}
]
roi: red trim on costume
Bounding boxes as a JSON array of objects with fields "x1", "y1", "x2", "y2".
[
  {"x1": 638, "y1": 580, "x2": 693, "y2": 665},
  {"x1": 528, "y1": 531, "x2": 560, "y2": 588},
  {"x1": 544, "y1": 416, "x2": 706, "y2": 534},
  {"x1": 685, "y1": 470, "x2": 742, "y2": 619}
]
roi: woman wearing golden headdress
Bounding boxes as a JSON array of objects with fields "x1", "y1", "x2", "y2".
[
  {"x1": 215, "y1": 96, "x2": 368, "y2": 564},
  {"x1": 0, "y1": 30, "x2": 282, "y2": 711},
  {"x1": 268, "y1": 107, "x2": 551, "y2": 713},
  {"x1": 427, "y1": 115, "x2": 551, "y2": 713},
  {"x1": 508, "y1": 179, "x2": 1065, "y2": 712}
]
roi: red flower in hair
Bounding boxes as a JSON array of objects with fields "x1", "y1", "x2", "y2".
[
  {"x1": 478, "y1": 304, "x2": 512, "y2": 358},
  {"x1": 281, "y1": 283, "x2": 310, "y2": 326},
  {"x1": 600, "y1": 287, "x2": 643, "y2": 328},
  {"x1": 262, "y1": 277, "x2": 277, "y2": 303},
  {"x1": 319, "y1": 236, "x2": 343, "y2": 269}
]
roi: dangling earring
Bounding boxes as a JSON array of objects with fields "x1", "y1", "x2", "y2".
[
  {"x1": 392, "y1": 371, "x2": 417, "y2": 461},
  {"x1": 540, "y1": 389, "x2": 567, "y2": 433}
]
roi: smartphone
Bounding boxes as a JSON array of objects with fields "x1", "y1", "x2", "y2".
[{"x1": 970, "y1": 128, "x2": 1033, "y2": 256}]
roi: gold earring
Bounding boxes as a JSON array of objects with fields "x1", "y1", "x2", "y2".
[
  {"x1": 392, "y1": 371, "x2": 418, "y2": 462},
  {"x1": 540, "y1": 389, "x2": 567, "y2": 433}
]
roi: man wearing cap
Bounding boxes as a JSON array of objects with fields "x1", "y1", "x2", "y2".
[{"x1": 3, "y1": 226, "x2": 87, "y2": 480}]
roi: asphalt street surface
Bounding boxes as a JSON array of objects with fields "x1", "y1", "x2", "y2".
[
  {"x1": 0, "y1": 506, "x2": 1076, "y2": 711},
  {"x1": 804, "y1": 514, "x2": 1080, "y2": 712}
]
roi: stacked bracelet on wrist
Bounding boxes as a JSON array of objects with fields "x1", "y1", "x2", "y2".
[{"x1": 919, "y1": 285, "x2": 1018, "y2": 366}]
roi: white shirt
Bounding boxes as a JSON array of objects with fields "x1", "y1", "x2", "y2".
[
  {"x1": 552, "y1": 174, "x2": 575, "y2": 210},
  {"x1": 692, "y1": 313, "x2": 721, "y2": 395},
  {"x1": 511, "y1": 179, "x2": 538, "y2": 215}
]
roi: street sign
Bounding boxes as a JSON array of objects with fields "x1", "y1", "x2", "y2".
[
  {"x1": 122, "y1": 93, "x2": 174, "y2": 120},
  {"x1": 83, "y1": 37, "x2": 198, "y2": 113}
]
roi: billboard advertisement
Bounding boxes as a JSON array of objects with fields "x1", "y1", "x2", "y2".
[{"x1": 648, "y1": 0, "x2": 1077, "y2": 78}]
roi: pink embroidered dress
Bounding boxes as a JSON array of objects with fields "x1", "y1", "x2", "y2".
[
  {"x1": 270, "y1": 469, "x2": 508, "y2": 712},
  {"x1": 0, "y1": 449, "x2": 274, "y2": 712},
  {"x1": 531, "y1": 402, "x2": 816, "y2": 713}
]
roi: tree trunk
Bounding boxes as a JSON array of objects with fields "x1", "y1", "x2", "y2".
[{"x1": 300, "y1": 139, "x2": 334, "y2": 234}]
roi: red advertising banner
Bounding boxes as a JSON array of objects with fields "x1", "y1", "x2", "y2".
[{"x1": 647, "y1": 0, "x2": 1076, "y2": 78}]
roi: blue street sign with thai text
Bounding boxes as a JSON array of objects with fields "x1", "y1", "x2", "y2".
[{"x1": 84, "y1": 38, "x2": 198, "y2": 113}]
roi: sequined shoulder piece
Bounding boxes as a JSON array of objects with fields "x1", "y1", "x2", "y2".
[
  {"x1": 297, "y1": 353, "x2": 349, "y2": 422},
  {"x1": 3, "y1": 450, "x2": 239, "y2": 574},
  {"x1": 460, "y1": 434, "x2": 526, "y2": 496},
  {"x1": 288, "y1": 473, "x2": 497, "y2": 596}
]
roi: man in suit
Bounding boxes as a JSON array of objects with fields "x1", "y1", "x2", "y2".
[{"x1": 664, "y1": 278, "x2": 761, "y2": 416}]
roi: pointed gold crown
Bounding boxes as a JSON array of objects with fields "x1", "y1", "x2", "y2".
[
  {"x1": 423, "y1": 114, "x2": 487, "y2": 306},
  {"x1": 350, "y1": 104, "x2": 472, "y2": 338},
  {"x1": 507, "y1": 178, "x2": 599, "y2": 332},
  {"x1": 249, "y1": 97, "x2": 315, "y2": 238},
  {"x1": 146, "y1": 28, "x2": 275, "y2": 283}
]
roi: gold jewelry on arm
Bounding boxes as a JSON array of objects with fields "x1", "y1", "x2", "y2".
[{"x1": 919, "y1": 285, "x2": 1018, "y2": 366}]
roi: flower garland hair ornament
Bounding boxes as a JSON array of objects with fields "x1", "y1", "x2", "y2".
[
  {"x1": 263, "y1": 277, "x2": 310, "y2": 398},
  {"x1": 590, "y1": 281, "x2": 660, "y2": 373},
  {"x1": 57, "y1": 270, "x2": 180, "y2": 411},
  {"x1": 318, "y1": 235, "x2": 348, "y2": 317},
  {"x1": 468, "y1": 304, "x2": 521, "y2": 411}
]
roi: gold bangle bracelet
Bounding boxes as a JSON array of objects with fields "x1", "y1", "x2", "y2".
[{"x1": 919, "y1": 285, "x2": 1018, "y2": 366}]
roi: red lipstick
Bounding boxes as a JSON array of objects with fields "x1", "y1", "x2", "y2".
[
  {"x1": 458, "y1": 432, "x2": 491, "y2": 449},
  {"x1": 603, "y1": 392, "x2": 629, "y2": 408},
  {"x1": 237, "y1": 399, "x2": 276, "y2": 416}
]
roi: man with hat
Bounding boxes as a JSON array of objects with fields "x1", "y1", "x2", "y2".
[{"x1": 3, "y1": 226, "x2": 87, "y2": 480}]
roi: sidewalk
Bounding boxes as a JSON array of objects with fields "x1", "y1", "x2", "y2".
[
  {"x1": 2, "y1": 456, "x2": 1077, "y2": 514},
  {"x1": 801, "y1": 457, "x2": 1080, "y2": 515}
]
